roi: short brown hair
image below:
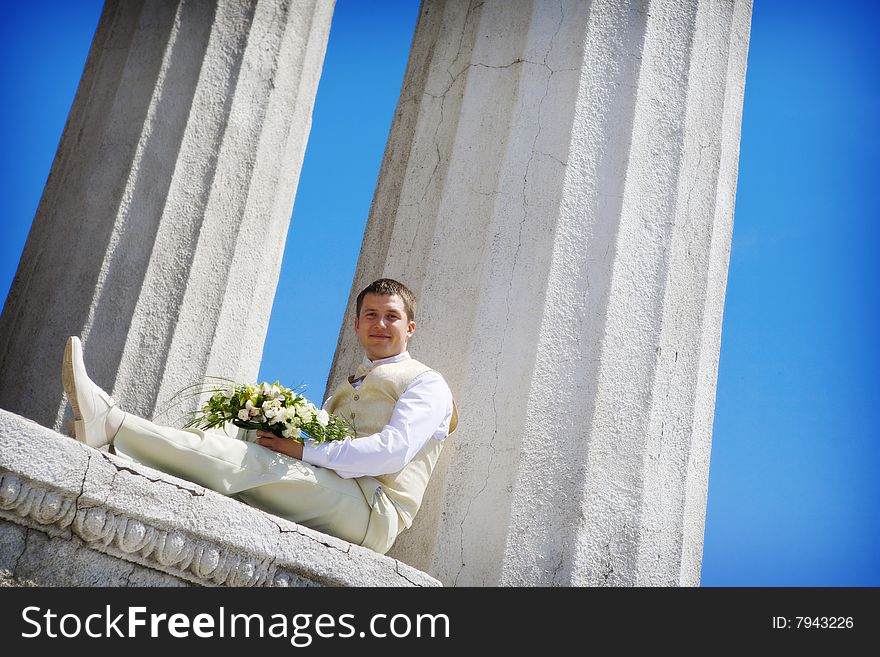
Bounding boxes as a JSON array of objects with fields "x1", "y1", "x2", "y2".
[{"x1": 356, "y1": 278, "x2": 417, "y2": 322}]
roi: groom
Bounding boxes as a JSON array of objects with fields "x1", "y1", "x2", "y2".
[{"x1": 62, "y1": 278, "x2": 457, "y2": 554}]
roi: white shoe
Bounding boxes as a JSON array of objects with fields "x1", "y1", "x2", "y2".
[{"x1": 62, "y1": 336, "x2": 123, "y2": 448}]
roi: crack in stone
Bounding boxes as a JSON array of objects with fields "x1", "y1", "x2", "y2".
[
  {"x1": 431, "y1": 53, "x2": 554, "y2": 106},
  {"x1": 470, "y1": 59, "x2": 525, "y2": 71},
  {"x1": 546, "y1": 0, "x2": 566, "y2": 71},
  {"x1": 686, "y1": 142, "x2": 710, "y2": 217},
  {"x1": 395, "y1": 560, "x2": 422, "y2": 587},
  {"x1": 122, "y1": 562, "x2": 135, "y2": 587},
  {"x1": 266, "y1": 552, "x2": 279, "y2": 585},
  {"x1": 448, "y1": 1, "x2": 481, "y2": 84},
  {"x1": 74, "y1": 452, "x2": 93, "y2": 512},
  {"x1": 269, "y1": 518, "x2": 350, "y2": 555},
  {"x1": 429, "y1": 59, "x2": 531, "y2": 103},
  {"x1": 12, "y1": 528, "x2": 30, "y2": 576},
  {"x1": 535, "y1": 149, "x2": 566, "y2": 167},
  {"x1": 97, "y1": 451, "x2": 205, "y2": 497}
]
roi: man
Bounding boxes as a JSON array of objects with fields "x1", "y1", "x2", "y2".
[{"x1": 62, "y1": 278, "x2": 457, "y2": 554}]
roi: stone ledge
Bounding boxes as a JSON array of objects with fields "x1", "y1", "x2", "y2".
[{"x1": 0, "y1": 410, "x2": 439, "y2": 587}]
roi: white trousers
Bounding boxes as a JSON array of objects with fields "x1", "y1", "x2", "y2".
[{"x1": 112, "y1": 414, "x2": 390, "y2": 550}]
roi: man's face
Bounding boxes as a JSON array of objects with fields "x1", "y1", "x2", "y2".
[{"x1": 354, "y1": 293, "x2": 415, "y2": 361}]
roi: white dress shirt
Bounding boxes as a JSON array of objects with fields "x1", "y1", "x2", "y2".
[{"x1": 301, "y1": 352, "x2": 453, "y2": 479}]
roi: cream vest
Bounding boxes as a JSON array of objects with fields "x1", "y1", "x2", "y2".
[{"x1": 326, "y1": 357, "x2": 458, "y2": 552}]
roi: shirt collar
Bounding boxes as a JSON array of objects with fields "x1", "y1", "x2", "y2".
[{"x1": 362, "y1": 351, "x2": 411, "y2": 369}]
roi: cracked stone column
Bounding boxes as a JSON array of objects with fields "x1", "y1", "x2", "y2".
[
  {"x1": 328, "y1": 0, "x2": 752, "y2": 585},
  {"x1": 0, "y1": 0, "x2": 334, "y2": 430}
]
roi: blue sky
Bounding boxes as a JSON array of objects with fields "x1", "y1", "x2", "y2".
[{"x1": 1, "y1": 1, "x2": 877, "y2": 586}]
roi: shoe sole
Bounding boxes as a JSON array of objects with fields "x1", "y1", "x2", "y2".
[{"x1": 62, "y1": 337, "x2": 83, "y2": 423}]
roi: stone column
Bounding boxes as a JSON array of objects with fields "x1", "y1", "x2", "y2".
[
  {"x1": 328, "y1": 0, "x2": 751, "y2": 585},
  {"x1": 0, "y1": 0, "x2": 334, "y2": 430}
]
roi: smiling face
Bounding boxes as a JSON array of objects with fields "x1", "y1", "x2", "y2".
[{"x1": 354, "y1": 293, "x2": 416, "y2": 361}]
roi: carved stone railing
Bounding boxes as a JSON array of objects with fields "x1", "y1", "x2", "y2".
[{"x1": 0, "y1": 410, "x2": 439, "y2": 587}]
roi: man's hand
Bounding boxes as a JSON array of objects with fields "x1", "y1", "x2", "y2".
[{"x1": 255, "y1": 430, "x2": 304, "y2": 460}]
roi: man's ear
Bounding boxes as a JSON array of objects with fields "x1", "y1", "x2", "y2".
[
  {"x1": 407, "y1": 320, "x2": 416, "y2": 337},
  {"x1": 354, "y1": 316, "x2": 360, "y2": 333}
]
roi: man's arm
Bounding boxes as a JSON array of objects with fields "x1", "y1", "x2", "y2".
[{"x1": 256, "y1": 372, "x2": 452, "y2": 478}]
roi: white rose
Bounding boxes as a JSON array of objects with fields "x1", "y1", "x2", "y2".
[
  {"x1": 262, "y1": 399, "x2": 282, "y2": 419},
  {"x1": 222, "y1": 385, "x2": 236, "y2": 399},
  {"x1": 282, "y1": 426, "x2": 302, "y2": 439},
  {"x1": 316, "y1": 409, "x2": 329, "y2": 427},
  {"x1": 237, "y1": 409, "x2": 250, "y2": 421}
]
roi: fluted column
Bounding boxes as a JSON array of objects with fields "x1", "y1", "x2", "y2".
[
  {"x1": 0, "y1": 0, "x2": 334, "y2": 429},
  {"x1": 328, "y1": 0, "x2": 751, "y2": 586}
]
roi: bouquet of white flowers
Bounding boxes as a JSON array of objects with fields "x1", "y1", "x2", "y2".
[{"x1": 182, "y1": 379, "x2": 353, "y2": 443}]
